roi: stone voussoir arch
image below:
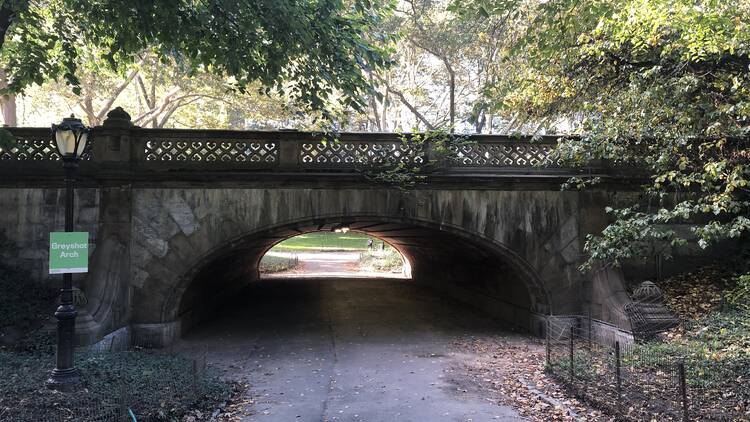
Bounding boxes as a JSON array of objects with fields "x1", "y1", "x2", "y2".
[{"x1": 158, "y1": 212, "x2": 554, "y2": 327}]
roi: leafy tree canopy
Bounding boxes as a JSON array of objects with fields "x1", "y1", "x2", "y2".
[
  {"x1": 0, "y1": 0, "x2": 392, "y2": 119},
  {"x1": 455, "y1": 0, "x2": 750, "y2": 267}
]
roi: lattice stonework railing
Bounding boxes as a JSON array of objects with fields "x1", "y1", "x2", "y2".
[
  {"x1": 143, "y1": 138, "x2": 278, "y2": 164},
  {"x1": 453, "y1": 143, "x2": 561, "y2": 167},
  {"x1": 0, "y1": 133, "x2": 92, "y2": 161},
  {"x1": 0, "y1": 127, "x2": 569, "y2": 171},
  {"x1": 300, "y1": 141, "x2": 426, "y2": 167}
]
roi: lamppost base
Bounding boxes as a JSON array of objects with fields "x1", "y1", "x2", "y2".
[{"x1": 46, "y1": 367, "x2": 81, "y2": 392}]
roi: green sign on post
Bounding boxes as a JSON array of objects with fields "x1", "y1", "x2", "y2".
[{"x1": 49, "y1": 232, "x2": 89, "y2": 274}]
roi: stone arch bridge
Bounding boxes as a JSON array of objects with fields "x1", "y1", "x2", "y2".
[{"x1": 0, "y1": 111, "x2": 636, "y2": 347}]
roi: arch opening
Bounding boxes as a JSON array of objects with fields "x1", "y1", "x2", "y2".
[
  {"x1": 258, "y1": 230, "x2": 412, "y2": 279},
  {"x1": 169, "y1": 216, "x2": 551, "y2": 337}
]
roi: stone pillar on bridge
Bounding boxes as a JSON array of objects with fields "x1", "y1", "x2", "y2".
[
  {"x1": 576, "y1": 190, "x2": 634, "y2": 339},
  {"x1": 92, "y1": 107, "x2": 138, "y2": 163},
  {"x1": 277, "y1": 129, "x2": 302, "y2": 170},
  {"x1": 76, "y1": 108, "x2": 137, "y2": 347}
]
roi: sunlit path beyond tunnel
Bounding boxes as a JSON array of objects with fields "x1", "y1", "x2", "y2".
[
  {"x1": 176, "y1": 277, "x2": 526, "y2": 422},
  {"x1": 260, "y1": 231, "x2": 411, "y2": 279}
]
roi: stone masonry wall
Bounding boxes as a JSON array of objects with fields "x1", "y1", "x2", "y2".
[
  {"x1": 0, "y1": 184, "x2": 635, "y2": 347},
  {"x1": 0, "y1": 188, "x2": 99, "y2": 282},
  {"x1": 129, "y1": 188, "x2": 587, "y2": 331}
]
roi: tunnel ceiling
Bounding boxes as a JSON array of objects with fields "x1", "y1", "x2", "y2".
[{"x1": 252, "y1": 219, "x2": 501, "y2": 260}]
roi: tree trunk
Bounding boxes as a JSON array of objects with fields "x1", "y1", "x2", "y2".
[
  {"x1": 83, "y1": 95, "x2": 97, "y2": 126},
  {"x1": 0, "y1": 4, "x2": 16, "y2": 53},
  {"x1": 408, "y1": 35, "x2": 456, "y2": 132},
  {"x1": 0, "y1": 70, "x2": 16, "y2": 126},
  {"x1": 475, "y1": 109, "x2": 485, "y2": 134},
  {"x1": 448, "y1": 67, "x2": 455, "y2": 132},
  {"x1": 368, "y1": 96, "x2": 381, "y2": 131},
  {"x1": 0, "y1": 5, "x2": 20, "y2": 126},
  {"x1": 381, "y1": 82, "x2": 389, "y2": 131},
  {"x1": 367, "y1": 71, "x2": 382, "y2": 131},
  {"x1": 0, "y1": 93, "x2": 16, "y2": 126},
  {"x1": 387, "y1": 86, "x2": 436, "y2": 131},
  {"x1": 95, "y1": 68, "x2": 140, "y2": 123},
  {"x1": 150, "y1": 64, "x2": 158, "y2": 128}
]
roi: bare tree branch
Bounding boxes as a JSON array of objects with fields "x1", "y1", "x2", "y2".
[
  {"x1": 408, "y1": 36, "x2": 456, "y2": 131},
  {"x1": 367, "y1": 71, "x2": 382, "y2": 131},
  {"x1": 136, "y1": 75, "x2": 152, "y2": 107},
  {"x1": 132, "y1": 87, "x2": 181, "y2": 124},
  {"x1": 386, "y1": 86, "x2": 436, "y2": 131},
  {"x1": 95, "y1": 67, "x2": 140, "y2": 122}
]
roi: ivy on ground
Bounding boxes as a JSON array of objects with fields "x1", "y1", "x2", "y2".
[{"x1": 0, "y1": 341, "x2": 235, "y2": 421}]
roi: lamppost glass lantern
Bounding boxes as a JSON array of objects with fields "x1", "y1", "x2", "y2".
[{"x1": 52, "y1": 115, "x2": 89, "y2": 159}]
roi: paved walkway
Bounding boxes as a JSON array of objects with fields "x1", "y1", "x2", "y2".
[{"x1": 178, "y1": 278, "x2": 524, "y2": 422}]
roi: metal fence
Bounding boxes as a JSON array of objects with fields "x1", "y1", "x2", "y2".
[{"x1": 546, "y1": 315, "x2": 748, "y2": 421}]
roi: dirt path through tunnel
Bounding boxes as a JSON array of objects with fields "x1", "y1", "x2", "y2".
[{"x1": 176, "y1": 278, "x2": 530, "y2": 421}]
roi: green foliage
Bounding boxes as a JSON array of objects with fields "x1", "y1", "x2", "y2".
[
  {"x1": 623, "y1": 260, "x2": 749, "y2": 388},
  {"x1": 270, "y1": 231, "x2": 373, "y2": 251},
  {"x1": 78, "y1": 350, "x2": 231, "y2": 419},
  {"x1": 460, "y1": 0, "x2": 750, "y2": 267},
  {"x1": 0, "y1": 346, "x2": 233, "y2": 421},
  {"x1": 728, "y1": 274, "x2": 750, "y2": 312},
  {"x1": 688, "y1": 309, "x2": 750, "y2": 360},
  {"x1": 259, "y1": 254, "x2": 299, "y2": 273},
  {"x1": 0, "y1": 0, "x2": 393, "y2": 119},
  {"x1": 581, "y1": 206, "x2": 689, "y2": 270},
  {"x1": 358, "y1": 246, "x2": 404, "y2": 273},
  {"x1": 547, "y1": 349, "x2": 601, "y2": 381},
  {"x1": 18, "y1": 46, "x2": 309, "y2": 129},
  {"x1": 362, "y1": 129, "x2": 474, "y2": 189},
  {"x1": 646, "y1": 259, "x2": 750, "y2": 387}
]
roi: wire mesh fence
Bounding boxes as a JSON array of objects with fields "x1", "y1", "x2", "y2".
[{"x1": 546, "y1": 315, "x2": 748, "y2": 421}]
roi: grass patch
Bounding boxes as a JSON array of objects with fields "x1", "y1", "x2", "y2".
[
  {"x1": 259, "y1": 253, "x2": 299, "y2": 273},
  {"x1": 270, "y1": 231, "x2": 375, "y2": 251}
]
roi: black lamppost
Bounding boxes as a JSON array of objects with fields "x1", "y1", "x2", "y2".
[{"x1": 47, "y1": 115, "x2": 89, "y2": 391}]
